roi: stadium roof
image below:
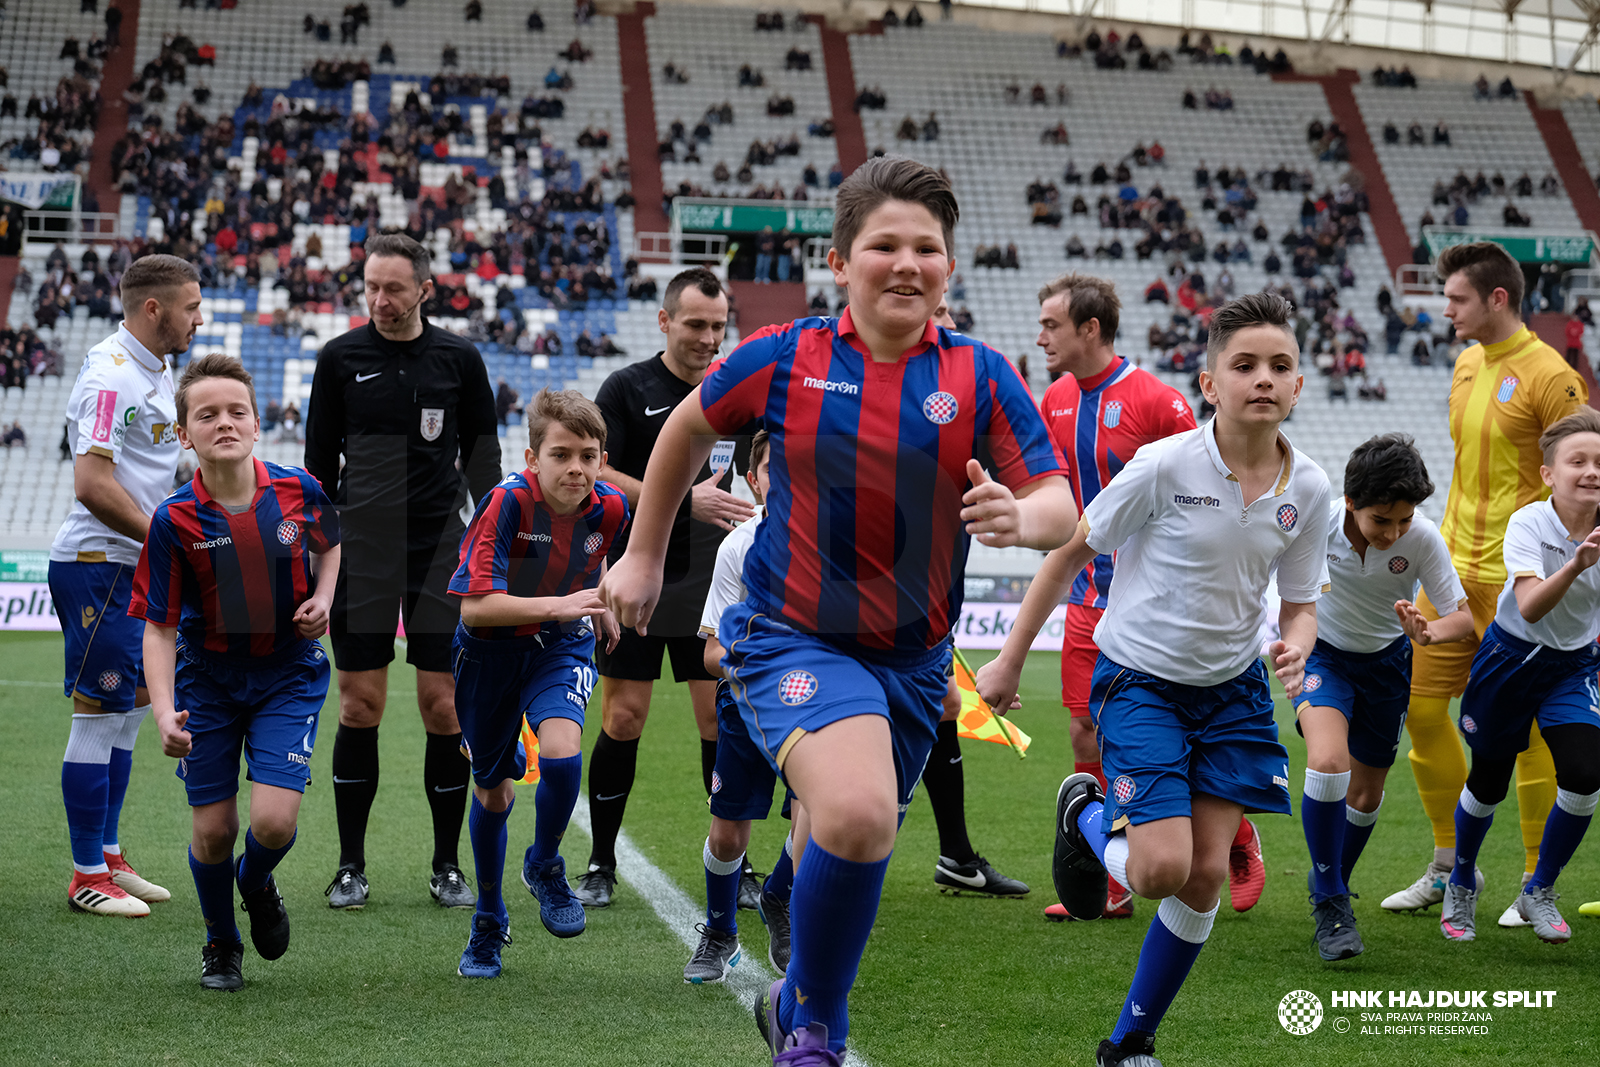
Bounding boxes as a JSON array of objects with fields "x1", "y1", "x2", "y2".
[{"x1": 958, "y1": 0, "x2": 1600, "y2": 79}]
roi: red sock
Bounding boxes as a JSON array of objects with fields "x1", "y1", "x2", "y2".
[{"x1": 1075, "y1": 760, "x2": 1106, "y2": 791}]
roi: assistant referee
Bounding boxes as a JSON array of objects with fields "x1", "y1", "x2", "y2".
[
  {"x1": 573, "y1": 267, "x2": 754, "y2": 907},
  {"x1": 305, "y1": 233, "x2": 501, "y2": 910}
]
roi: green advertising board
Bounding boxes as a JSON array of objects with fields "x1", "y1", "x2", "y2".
[
  {"x1": 672, "y1": 200, "x2": 834, "y2": 235},
  {"x1": 1422, "y1": 227, "x2": 1597, "y2": 264},
  {"x1": 0, "y1": 550, "x2": 49, "y2": 582}
]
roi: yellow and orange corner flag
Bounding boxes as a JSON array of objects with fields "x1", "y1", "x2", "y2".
[{"x1": 951, "y1": 647, "x2": 1031, "y2": 758}]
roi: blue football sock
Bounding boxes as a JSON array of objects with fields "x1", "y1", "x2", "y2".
[
  {"x1": 102, "y1": 746, "x2": 133, "y2": 851},
  {"x1": 1109, "y1": 896, "x2": 1216, "y2": 1043},
  {"x1": 764, "y1": 832, "x2": 795, "y2": 903},
  {"x1": 1528, "y1": 788, "x2": 1598, "y2": 890},
  {"x1": 62, "y1": 712, "x2": 120, "y2": 872},
  {"x1": 190, "y1": 848, "x2": 240, "y2": 944},
  {"x1": 1302, "y1": 769, "x2": 1350, "y2": 901},
  {"x1": 703, "y1": 838, "x2": 742, "y2": 933},
  {"x1": 778, "y1": 840, "x2": 889, "y2": 1053},
  {"x1": 529, "y1": 753, "x2": 582, "y2": 866},
  {"x1": 1076, "y1": 798, "x2": 1111, "y2": 864},
  {"x1": 237, "y1": 827, "x2": 296, "y2": 895},
  {"x1": 468, "y1": 794, "x2": 512, "y2": 920},
  {"x1": 1340, "y1": 796, "x2": 1381, "y2": 887},
  {"x1": 1451, "y1": 786, "x2": 1496, "y2": 889}
]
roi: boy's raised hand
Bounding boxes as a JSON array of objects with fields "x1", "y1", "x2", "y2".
[
  {"x1": 1576, "y1": 526, "x2": 1600, "y2": 571},
  {"x1": 599, "y1": 551, "x2": 661, "y2": 634},
  {"x1": 1269, "y1": 639, "x2": 1307, "y2": 700},
  {"x1": 960, "y1": 460, "x2": 1023, "y2": 546},
  {"x1": 973, "y1": 656, "x2": 1024, "y2": 715},
  {"x1": 158, "y1": 709, "x2": 193, "y2": 758},
  {"x1": 1394, "y1": 599, "x2": 1431, "y2": 645}
]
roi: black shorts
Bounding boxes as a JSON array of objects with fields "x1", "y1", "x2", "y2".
[
  {"x1": 330, "y1": 513, "x2": 465, "y2": 674},
  {"x1": 596, "y1": 628, "x2": 717, "y2": 683}
]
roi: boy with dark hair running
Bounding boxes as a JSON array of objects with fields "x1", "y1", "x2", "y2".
[
  {"x1": 132, "y1": 354, "x2": 340, "y2": 990},
  {"x1": 1297, "y1": 434, "x2": 1470, "y2": 959},
  {"x1": 603, "y1": 156, "x2": 1074, "y2": 1065},
  {"x1": 1440, "y1": 407, "x2": 1600, "y2": 944},
  {"x1": 979, "y1": 292, "x2": 1332, "y2": 1067},
  {"x1": 448, "y1": 389, "x2": 628, "y2": 978}
]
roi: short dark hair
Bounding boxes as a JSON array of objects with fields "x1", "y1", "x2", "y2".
[
  {"x1": 749, "y1": 429, "x2": 770, "y2": 473},
  {"x1": 364, "y1": 232, "x2": 431, "y2": 285},
  {"x1": 1435, "y1": 240, "x2": 1524, "y2": 311},
  {"x1": 1539, "y1": 405, "x2": 1600, "y2": 464},
  {"x1": 1039, "y1": 272, "x2": 1120, "y2": 343},
  {"x1": 120, "y1": 253, "x2": 200, "y2": 311},
  {"x1": 526, "y1": 388, "x2": 607, "y2": 454},
  {"x1": 1205, "y1": 291, "x2": 1297, "y2": 369},
  {"x1": 831, "y1": 155, "x2": 958, "y2": 261},
  {"x1": 1344, "y1": 433, "x2": 1435, "y2": 509},
  {"x1": 176, "y1": 353, "x2": 257, "y2": 425},
  {"x1": 662, "y1": 267, "x2": 725, "y2": 318}
]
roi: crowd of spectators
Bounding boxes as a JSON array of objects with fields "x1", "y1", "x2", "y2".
[
  {"x1": 1472, "y1": 73, "x2": 1519, "y2": 100},
  {"x1": 1419, "y1": 168, "x2": 1557, "y2": 231},
  {"x1": 1380, "y1": 118, "x2": 1452, "y2": 146},
  {"x1": 1058, "y1": 29, "x2": 1289, "y2": 76},
  {"x1": 1, "y1": 319, "x2": 64, "y2": 389},
  {"x1": 0, "y1": 34, "x2": 103, "y2": 170}
]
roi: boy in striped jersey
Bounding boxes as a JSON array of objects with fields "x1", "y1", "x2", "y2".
[{"x1": 132, "y1": 354, "x2": 341, "y2": 990}]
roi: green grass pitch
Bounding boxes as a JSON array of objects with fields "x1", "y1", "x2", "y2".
[{"x1": 1, "y1": 631, "x2": 1596, "y2": 1066}]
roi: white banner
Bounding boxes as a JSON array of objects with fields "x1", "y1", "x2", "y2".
[
  {"x1": 0, "y1": 173, "x2": 75, "y2": 210},
  {"x1": 952, "y1": 602, "x2": 1068, "y2": 650},
  {"x1": 0, "y1": 583, "x2": 60, "y2": 631}
]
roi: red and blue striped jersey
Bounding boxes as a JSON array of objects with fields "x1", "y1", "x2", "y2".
[
  {"x1": 699, "y1": 310, "x2": 1067, "y2": 654},
  {"x1": 1040, "y1": 358, "x2": 1195, "y2": 608},
  {"x1": 131, "y1": 459, "x2": 340, "y2": 661},
  {"x1": 448, "y1": 472, "x2": 630, "y2": 640}
]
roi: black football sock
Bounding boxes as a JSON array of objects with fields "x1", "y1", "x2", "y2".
[
  {"x1": 922, "y1": 718, "x2": 977, "y2": 864},
  {"x1": 701, "y1": 738, "x2": 718, "y2": 798},
  {"x1": 331, "y1": 724, "x2": 380, "y2": 871},
  {"x1": 424, "y1": 731, "x2": 471, "y2": 872},
  {"x1": 586, "y1": 730, "x2": 639, "y2": 870}
]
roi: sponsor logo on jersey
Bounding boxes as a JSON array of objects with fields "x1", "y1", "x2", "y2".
[
  {"x1": 1276, "y1": 504, "x2": 1298, "y2": 532},
  {"x1": 1327, "y1": 554, "x2": 1341, "y2": 564},
  {"x1": 81, "y1": 606, "x2": 99, "y2": 629},
  {"x1": 1174, "y1": 493, "x2": 1221, "y2": 507},
  {"x1": 192, "y1": 535, "x2": 234, "y2": 550},
  {"x1": 1541, "y1": 541, "x2": 1569, "y2": 556},
  {"x1": 286, "y1": 751, "x2": 312, "y2": 766},
  {"x1": 1303, "y1": 673, "x2": 1322, "y2": 692},
  {"x1": 1050, "y1": 408, "x2": 1074, "y2": 418},
  {"x1": 517, "y1": 531, "x2": 553, "y2": 543},
  {"x1": 778, "y1": 669, "x2": 818, "y2": 705},
  {"x1": 1112, "y1": 774, "x2": 1137, "y2": 804},
  {"x1": 1460, "y1": 714, "x2": 1478, "y2": 734},
  {"x1": 276, "y1": 520, "x2": 300, "y2": 546},
  {"x1": 1388, "y1": 555, "x2": 1410, "y2": 574},
  {"x1": 1497, "y1": 376, "x2": 1519, "y2": 403},
  {"x1": 1102, "y1": 401, "x2": 1122, "y2": 429},
  {"x1": 420, "y1": 407, "x2": 445, "y2": 442},
  {"x1": 98, "y1": 669, "x2": 122, "y2": 692},
  {"x1": 922, "y1": 391, "x2": 959, "y2": 424},
  {"x1": 1171, "y1": 396, "x2": 1189, "y2": 416},
  {"x1": 584, "y1": 532, "x2": 603, "y2": 555},
  {"x1": 91, "y1": 390, "x2": 118, "y2": 443},
  {"x1": 803, "y1": 376, "x2": 860, "y2": 395}
]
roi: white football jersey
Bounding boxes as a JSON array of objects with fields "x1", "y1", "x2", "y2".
[
  {"x1": 1493, "y1": 499, "x2": 1600, "y2": 651},
  {"x1": 699, "y1": 512, "x2": 764, "y2": 639},
  {"x1": 1319, "y1": 498, "x2": 1466, "y2": 654},
  {"x1": 50, "y1": 324, "x2": 181, "y2": 567}
]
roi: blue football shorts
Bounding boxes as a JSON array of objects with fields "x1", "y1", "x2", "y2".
[
  {"x1": 174, "y1": 639, "x2": 331, "y2": 806},
  {"x1": 1089, "y1": 653, "x2": 1293, "y2": 831},
  {"x1": 709, "y1": 679, "x2": 794, "y2": 822},
  {"x1": 1296, "y1": 635, "x2": 1413, "y2": 768},
  {"x1": 49, "y1": 559, "x2": 145, "y2": 711},
  {"x1": 1457, "y1": 622, "x2": 1600, "y2": 757},
  {"x1": 452, "y1": 624, "x2": 596, "y2": 789},
  {"x1": 720, "y1": 601, "x2": 949, "y2": 812}
]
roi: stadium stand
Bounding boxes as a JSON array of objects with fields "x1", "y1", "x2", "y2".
[{"x1": 0, "y1": 0, "x2": 106, "y2": 173}]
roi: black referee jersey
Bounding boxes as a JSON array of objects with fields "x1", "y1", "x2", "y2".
[{"x1": 304, "y1": 319, "x2": 501, "y2": 525}]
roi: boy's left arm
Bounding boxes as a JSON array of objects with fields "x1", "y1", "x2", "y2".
[
  {"x1": 294, "y1": 544, "x2": 341, "y2": 639},
  {"x1": 1270, "y1": 473, "x2": 1333, "y2": 699},
  {"x1": 960, "y1": 462, "x2": 1075, "y2": 549},
  {"x1": 1273, "y1": 600, "x2": 1318, "y2": 700}
]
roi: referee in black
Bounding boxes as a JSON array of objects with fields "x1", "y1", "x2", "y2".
[
  {"x1": 573, "y1": 267, "x2": 754, "y2": 907},
  {"x1": 305, "y1": 232, "x2": 501, "y2": 910}
]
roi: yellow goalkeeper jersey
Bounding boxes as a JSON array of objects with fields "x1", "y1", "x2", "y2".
[{"x1": 1440, "y1": 326, "x2": 1587, "y2": 586}]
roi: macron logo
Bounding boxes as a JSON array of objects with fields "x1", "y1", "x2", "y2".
[
  {"x1": 192, "y1": 536, "x2": 234, "y2": 550},
  {"x1": 803, "y1": 376, "x2": 860, "y2": 395},
  {"x1": 517, "y1": 531, "x2": 553, "y2": 543},
  {"x1": 1173, "y1": 494, "x2": 1221, "y2": 508}
]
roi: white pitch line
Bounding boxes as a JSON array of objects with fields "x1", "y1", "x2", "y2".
[
  {"x1": 0, "y1": 679, "x2": 58, "y2": 687},
  {"x1": 568, "y1": 798, "x2": 874, "y2": 1066}
]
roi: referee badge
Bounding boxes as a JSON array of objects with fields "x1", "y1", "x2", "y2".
[
  {"x1": 420, "y1": 407, "x2": 445, "y2": 442},
  {"x1": 710, "y1": 439, "x2": 737, "y2": 477}
]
